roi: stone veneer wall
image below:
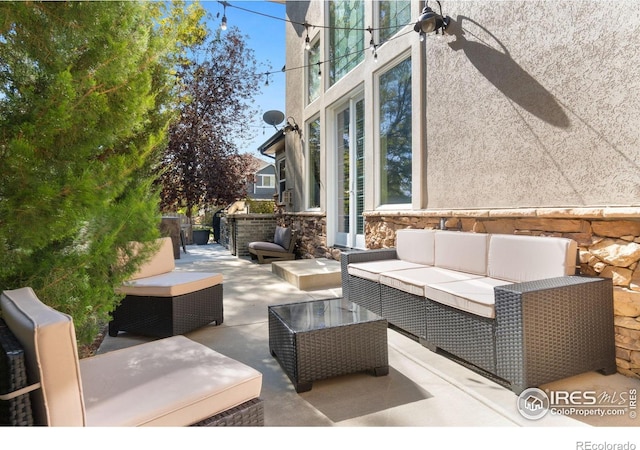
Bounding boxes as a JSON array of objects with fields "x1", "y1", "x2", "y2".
[
  {"x1": 364, "y1": 208, "x2": 640, "y2": 380},
  {"x1": 276, "y1": 211, "x2": 336, "y2": 260}
]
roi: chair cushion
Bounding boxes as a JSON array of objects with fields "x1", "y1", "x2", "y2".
[
  {"x1": 424, "y1": 277, "x2": 513, "y2": 319},
  {"x1": 396, "y1": 229, "x2": 436, "y2": 265},
  {"x1": 487, "y1": 234, "x2": 577, "y2": 283},
  {"x1": 434, "y1": 231, "x2": 489, "y2": 276},
  {"x1": 117, "y1": 272, "x2": 223, "y2": 297},
  {"x1": 130, "y1": 237, "x2": 176, "y2": 280},
  {"x1": 348, "y1": 260, "x2": 426, "y2": 282},
  {"x1": 273, "y1": 226, "x2": 292, "y2": 250},
  {"x1": 248, "y1": 241, "x2": 287, "y2": 253},
  {"x1": 0, "y1": 288, "x2": 86, "y2": 426},
  {"x1": 379, "y1": 267, "x2": 484, "y2": 297},
  {"x1": 79, "y1": 335, "x2": 262, "y2": 426}
]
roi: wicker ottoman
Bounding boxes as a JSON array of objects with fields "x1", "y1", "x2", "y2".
[{"x1": 268, "y1": 298, "x2": 389, "y2": 393}]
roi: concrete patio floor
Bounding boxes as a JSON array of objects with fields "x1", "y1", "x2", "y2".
[{"x1": 98, "y1": 243, "x2": 640, "y2": 444}]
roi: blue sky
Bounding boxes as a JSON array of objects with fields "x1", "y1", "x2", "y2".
[{"x1": 200, "y1": 0, "x2": 287, "y2": 160}]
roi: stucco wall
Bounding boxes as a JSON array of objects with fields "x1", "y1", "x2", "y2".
[{"x1": 426, "y1": 1, "x2": 640, "y2": 208}]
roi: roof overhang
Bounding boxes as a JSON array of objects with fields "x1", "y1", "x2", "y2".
[{"x1": 257, "y1": 128, "x2": 285, "y2": 158}]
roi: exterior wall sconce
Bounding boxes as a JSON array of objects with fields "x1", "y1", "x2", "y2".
[
  {"x1": 414, "y1": 1, "x2": 451, "y2": 40},
  {"x1": 283, "y1": 117, "x2": 300, "y2": 136}
]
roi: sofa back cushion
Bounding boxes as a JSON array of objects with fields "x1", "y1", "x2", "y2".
[
  {"x1": 274, "y1": 226, "x2": 292, "y2": 251},
  {"x1": 434, "y1": 231, "x2": 490, "y2": 276},
  {"x1": 487, "y1": 234, "x2": 577, "y2": 283},
  {"x1": 0, "y1": 287, "x2": 86, "y2": 426},
  {"x1": 396, "y1": 229, "x2": 436, "y2": 265},
  {"x1": 130, "y1": 237, "x2": 176, "y2": 280}
]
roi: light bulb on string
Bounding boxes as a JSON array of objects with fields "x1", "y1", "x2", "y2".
[
  {"x1": 304, "y1": 22, "x2": 311, "y2": 51},
  {"x1": 221, "y1": 2, "x2": 227, "y2": 30}
]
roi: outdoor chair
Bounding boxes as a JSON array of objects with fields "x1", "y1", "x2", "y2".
[
  {"x1": 109, "y1": 237, "x2": 223, "y2": 338},
  {"x1": 248, "y1": 226, "x2": 296, "y2": 264},
  {"x1": 0, "y1": 287, "x2": 263, "y2": 426}
]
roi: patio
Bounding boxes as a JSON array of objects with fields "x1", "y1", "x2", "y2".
[{"x1": 98, "y1": 243, "x2": 640, "y2": 431}]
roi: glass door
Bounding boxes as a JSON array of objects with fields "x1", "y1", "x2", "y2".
[{"x1": 334, "y1": 97, "x2": 365, "y2": 249}]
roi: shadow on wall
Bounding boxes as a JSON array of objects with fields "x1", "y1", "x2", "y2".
[{"x1": 446, "y1": 16, "x2": 570, "y2": 129}]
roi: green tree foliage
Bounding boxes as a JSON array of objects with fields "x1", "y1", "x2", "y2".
[
  {"x1": 0, "y1": 1, "x2": 206, "y2": 343},
  {"x1": 159, "y1": 27, "x2": 262, "y2": 218}
]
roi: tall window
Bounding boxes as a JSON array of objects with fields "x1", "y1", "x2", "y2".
[
  {"x1": 379, "y1": 57, "x2": 412, "y2": 205},
  {"x1": 307, "y1": 118, "x2": 321, "y2": 209},
  {"x1": 307, "y1": 39, "x2": 321, "y2": 104},
  {"x1": 329, "y1": 0, "x2": 364, "y2": 86},
  {"x1": 277, "y1": 158, "x2": 286, "y2": 203},
  {"x1": 379, "y1": 1, "x2": 411, "y2": 43}
]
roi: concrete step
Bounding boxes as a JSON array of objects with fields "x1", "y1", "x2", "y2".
[{"x1": 271, "y1": 258, "x2": 341, "y2": 291}]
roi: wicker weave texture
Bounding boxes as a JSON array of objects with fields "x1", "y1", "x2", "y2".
[
  {"x1": 109, "y1": 283, "x2": 223, "y2": 338},
  {"x1": 380, "y1": 284, "x2": 427, "y2": 340},
  {"x1": 0, "y1": 319, "x2": 34, "y2": 426},
  {"x1": 268, "y1": 302, "x2": 388, "y2": 392},
  {"x1": 341, "y1": 249, "x2": 397, "y2": 302},
  {"x1": 424, "y1": 298, "x2": 497, "y2": 374},
  {"x1": 495, "y1": 276, "x2": 616, "y2": 393},
  {"x1": 192, "y1": 398, "x2": 264, "y2": 426},
  {"x1": 348, "y1": 276, "x2": 382, "y2": 315}
]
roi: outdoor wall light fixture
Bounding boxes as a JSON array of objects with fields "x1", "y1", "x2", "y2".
[
  {"x1": 283, "y1": 117, "x2": 300, "y2": 136},
  {"x1": 414, "y1": 1, "x2": 451, "y2": 40}
]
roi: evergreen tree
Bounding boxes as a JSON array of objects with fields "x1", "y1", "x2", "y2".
[{"x1": 0, "y1": 1, "x2": 205, "y2": 343}]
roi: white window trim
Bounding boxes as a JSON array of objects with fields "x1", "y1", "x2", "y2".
[{"x1": 373, "y1": 50, "x2": 414, "y2": 210}]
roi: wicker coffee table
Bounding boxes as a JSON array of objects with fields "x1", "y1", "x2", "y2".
[{"x1": 268, "y1": 298, "x2": 389, "y2": 393}]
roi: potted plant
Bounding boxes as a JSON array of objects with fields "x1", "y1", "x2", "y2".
[{"x1": 192, "y1": 226, "x2": 211, "y2": 245}]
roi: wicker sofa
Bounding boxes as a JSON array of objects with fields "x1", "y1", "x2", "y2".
[
  {"x1": 341, "y1": 229, "x2": 617, "y2": 394},
  {"x1": 109, "y1": 237, "x2": 224, "y2": 338},
  {"x1": 0, "y1": 287, "x2": 263, "y2": 426}
]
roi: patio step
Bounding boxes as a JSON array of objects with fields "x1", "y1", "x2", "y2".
[{"x1": 271, "y1": 258, "x2": 341, "y2": 291}]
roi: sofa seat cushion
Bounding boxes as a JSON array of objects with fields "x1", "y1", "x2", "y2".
[
  {"x1": 117, "y1": 272, "x2": 223, "y2": 297},
  {"x1": 79, "y1": 336, "x2": 262, "y2": 427},
  {"x1": 379, "y1": 267, "x2": 484, "y2": 297},
  {"x1": 248, "y1": 241, "x2": 287, "y2": 253},
  {"x1": 424, "y1": 277, "x2": 513, "y2": 319},
  {"x1": 347, "y1": 260, "x2": 427, "y2": 282}
]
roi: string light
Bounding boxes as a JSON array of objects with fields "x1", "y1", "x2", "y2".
[
  {"x1": 213, "y1": 2, "x2": 419, "y2": 85},
  {"x1": 220, "y1": 1, "x2": 227, "y2": 31},
  {"x1": 304, "y1": 23, "x2": 311, "y2": 51}
]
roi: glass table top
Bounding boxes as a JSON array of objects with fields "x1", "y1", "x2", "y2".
[{"x1": 269, "y1": 298, "x2": 383, "y2": 332}]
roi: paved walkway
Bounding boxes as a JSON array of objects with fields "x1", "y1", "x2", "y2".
[{"x1": 98, "y1": 243, "x2": 640, "y2": 443}]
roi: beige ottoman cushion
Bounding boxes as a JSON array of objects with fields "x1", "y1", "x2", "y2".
[{"x1": 80, "y1": 336, "x2": 262, "y2": 427}]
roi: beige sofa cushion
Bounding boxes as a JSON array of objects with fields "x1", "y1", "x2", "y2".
[
  {"x1": 424, "y1": 277, "x2": 513, "y2": 319},
  {"x1": 434, "y1": 231, "x2": 490, "y2": 276},
  {"x1": 379, "y1": 267, "x2": 483, "y2": 297},
  {"x1": 487, "y1": 234, "x2": 577, "y2": 283},
  {"x1": 117, "y1": 272, "x2": 223, "y2": 297},
  {"x1": 348, "y1": 260, "x2": 426, "y2": 282},
  {"x1": 130, "y1": 237, "x2": 176, "y2": 280},
  {"x1": 396, "y1": 229, "x2": 436, "y2": 265},
  {"x1": 0, "y1": 288, "x2": 86, "y2": 426},
  {"x1": 79, "y1": 335, "x2": 262, "y2": 426}
]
